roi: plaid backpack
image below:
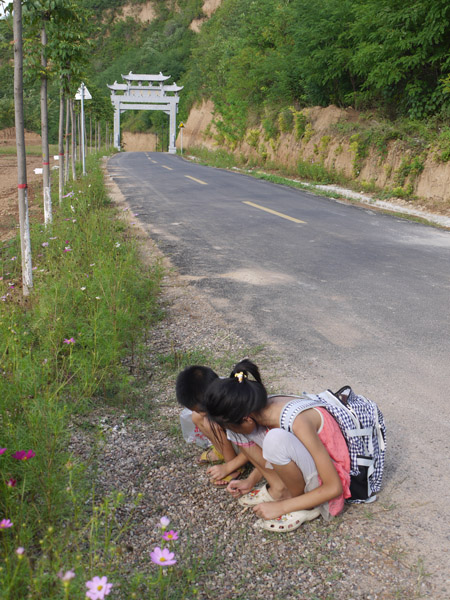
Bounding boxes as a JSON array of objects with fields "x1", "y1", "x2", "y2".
[{"x1": 305, "y1": 387, "x2": 386, "y2": 503}]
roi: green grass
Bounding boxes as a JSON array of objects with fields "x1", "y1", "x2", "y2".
[
  {"x1": 0, "y1": 144, "x2": 59, "y2": 156},
  {"x1": 0, "y1": 153, "x2": 167, "y2": 599}
]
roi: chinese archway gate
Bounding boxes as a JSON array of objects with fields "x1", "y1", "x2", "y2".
[{"x1": 108, "y1": 72, "x2": 183, "y2": 153}]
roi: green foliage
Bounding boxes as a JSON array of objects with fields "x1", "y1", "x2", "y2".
[
  {"x1": 394, "y1": 155, "x2": 425, "y2": 187},
  {"x1": 436, "y1": 127, "x2": 450, "y2": 161},
  {"x1": 0, "y1": 154, "x2": 165, "y2": 598},
  {"x1": 297, "y1": 159, "x2": 334, "y2": 184},
  {"x1": 293, "y1": 111, "x2": 308, "y2": 140},
  {"x1": 246, "y1": 128, "x2": 260, "y2": 148},
  {"x1": 262, "y1": 116, "x2": 278, "y2": 141},
  {"x1": 278, "y1": 108, "x2": 294, "y2": 133}
]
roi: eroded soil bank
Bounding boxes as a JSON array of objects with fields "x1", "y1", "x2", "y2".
[{"x1": 176, "y1": 101, "x2": 450, "y2": 214}]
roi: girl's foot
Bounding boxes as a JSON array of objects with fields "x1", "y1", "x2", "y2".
[
  {"x1": 197, "y1": 446, "x2": 224, "y2": 465},
  {"x1": 254, "y1": 507, "x2": 321, "y2": 532},
  {"x1": 238, "y1": 483, "x2": 274, "y2": 506},
  {"x1": 213, "y1": 468, "x2": 244, "y2": 487}
]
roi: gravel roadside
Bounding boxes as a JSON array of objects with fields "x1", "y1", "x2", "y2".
[{"x1": 67, "y1": 176, "x2": 436, "y2": 599}]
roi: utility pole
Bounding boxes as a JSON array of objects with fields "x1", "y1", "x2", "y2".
[{"x1": 13, "y1": 0, "x2": 33, "y2": 295}]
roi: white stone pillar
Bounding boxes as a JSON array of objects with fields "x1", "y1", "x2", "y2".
[
  {"x1": 168, "y1": 99, "x2": 177, "y2": 154},
  {"x1": 113, "y1": 100, "x2": 121, "y2": 150}
]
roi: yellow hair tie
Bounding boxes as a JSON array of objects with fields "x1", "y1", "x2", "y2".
[{"x1": 234, "y1": 371, "x2": 246, "y2": 383}]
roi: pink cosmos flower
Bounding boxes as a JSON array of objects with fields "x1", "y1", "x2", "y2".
[
  {"x1": 85, "y1": 575, "x2": 113, "y2": 599},
  {"x1": 16, "y1": 547, "x2": 25, "y2": 555},
  {"x1": 63, "y1": 338, "x2": 75, "y2": 345},
  {"x1": 163, "y1": 530, "x2": 179, "y2": 541},
  {"x1": 150, "y1": 546, "x2": 176, "y2": 567},
  {"x1": 0, "y1": 519, "x2": 13, "y2": 529},
  {"x1": 64, "y1": 247, "x2": 72, "y2": 252},
  {"x1": 159, "y1": 516, "x2": 170, "y2": 528},
  {"x1": 12, "y1": 450, "x2": 35, "y2": 461},
  {"x1": 58, "y1": 569, "x2": 76, "y2": 582},
  {"x1": 0, "y1": 448, "x2": 6, "y2": 455},
  {"x1": 42, "y1": 242, "x2": 49, "y2": 247},
  {"x1": 6, "y1": 479, "x2": 17, "y2": 487}
]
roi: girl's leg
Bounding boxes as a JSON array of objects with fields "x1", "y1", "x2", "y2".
[
  {"x1": 238, "y1": 444, "x2": 291, "y2": 500},
  {"x1": 262, "y1": 429, "x2": 320, "y2": 498}
]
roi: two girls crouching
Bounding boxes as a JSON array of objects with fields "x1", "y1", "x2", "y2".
[{"x1": 176, "y1": 360, "x2": 351, "y2": 532}]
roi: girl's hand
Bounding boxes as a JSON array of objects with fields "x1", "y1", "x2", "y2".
[
  {"x1": 206, "y1": 464, "x2": 228, "y2": 481},
  {"x1": 226, "y1": 478, "x2": 254, "y2": 498},
  {"x1": 253, "y1": 501, "x2": 284, "y2": 520}
]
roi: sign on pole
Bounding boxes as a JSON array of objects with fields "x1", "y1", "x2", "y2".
[
  {"x1": 179, "y1": 122, "x2": 184, "y2": 155},
  {"x1": 75, "y1": 83, "x2": 91, "y2": 175}
]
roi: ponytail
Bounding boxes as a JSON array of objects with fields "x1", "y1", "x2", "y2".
[
  {"x1": 229, "y1": 359, "x2": 262, "y2": 384},
  {"x1": 205, "y1": 359, "x2": 267, "y2": 426}
]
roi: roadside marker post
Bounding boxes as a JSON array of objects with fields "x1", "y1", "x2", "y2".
[
  {"x1": 75, "y1": 83, "x2": 92, "y2": 175},
  {"x1": 179, "y1": 122, "x2": 184, "y2": 155}
]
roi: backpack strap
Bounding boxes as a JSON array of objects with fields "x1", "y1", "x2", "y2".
[{"x1": 278, "y1": 395, "x2": 326, "y2": 432}]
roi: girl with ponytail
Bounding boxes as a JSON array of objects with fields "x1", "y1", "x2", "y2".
[{"x1": 204, "y1": 360, "x2": 351, "y2": 532}]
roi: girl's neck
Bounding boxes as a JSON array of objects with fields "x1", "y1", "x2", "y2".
[{"x1": 255, "y1": 395, "x2": 294, "y2": 427}]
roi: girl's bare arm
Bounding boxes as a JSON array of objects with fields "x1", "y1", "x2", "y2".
[{"x1": 254, "y1": 415, "x2": 342, "y2": 519}]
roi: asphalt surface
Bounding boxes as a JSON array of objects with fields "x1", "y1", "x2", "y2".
[{"x1": 108, "y1": 151, "x2": 450, "y2": 591}]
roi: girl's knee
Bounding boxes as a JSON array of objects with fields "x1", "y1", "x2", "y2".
[{"x1": 263, "y1": 428, "x2": 294, "y2": 465}]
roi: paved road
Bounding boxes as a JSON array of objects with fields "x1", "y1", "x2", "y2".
[{"x1": 108, "y1": 151, "x2": 450, "y2": 589}]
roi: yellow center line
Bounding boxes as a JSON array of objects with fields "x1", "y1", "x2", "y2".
[
  {"x1": 185, "y1": 175, "x2": 208, "y2": 185},
  {"x1": 162, "y1": 165, "x2": 173, "y2": 171},
  {"x1": 243, "y1": 201, "x2": 306, "y2": 224}
]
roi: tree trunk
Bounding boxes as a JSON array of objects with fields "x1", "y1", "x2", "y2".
[
  {"x1": 98, "y1": 120, "x2": 101, "y2": 151},
  {"x1": 58, "y1": 84, "x2": 64, "y2": 203},
  {"x1": 89, "y1": 115, "x2": 92, "y2": 154},
  {"x1": 70, "y1": 99, "x2": 76, "y2": 180},
  {"x1": 41, "y1": 16, "x2": 52, "y2": 225},
  {"x1": 13, "y1": 0, "x2": 33, "y2": 295},
  {"x1": 65, "y1": 97, "x2": 70, "y2": 183}
]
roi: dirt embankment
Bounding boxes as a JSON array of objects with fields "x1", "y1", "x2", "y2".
[
  {"x1": 0, "y1": 129, "x2": 48, "y2": 243},
  {"x1": 177, "y1": 101, "x2": 450, "y2": 213},
  {"x1": 122, "y1": 132, "x2": 157, "y2": 152}
]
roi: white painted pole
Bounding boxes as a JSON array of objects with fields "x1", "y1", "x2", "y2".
[{"x1": 80, "y1": 83, "x2": 86, "y2": 175}]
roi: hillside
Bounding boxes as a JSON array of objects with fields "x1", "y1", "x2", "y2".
[
  {"x1": 2, "y1": 0, "x2": 450, "y2": 209},
  {"x1": 178, "y1": 101, "x2": 450, "y2": 212}
]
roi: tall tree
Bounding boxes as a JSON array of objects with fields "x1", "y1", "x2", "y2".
[
  {"x1": 13, "y1": 0, "x2": 33, "y2": 295},
  {"x1": 23, "y1": 0, "x2": 57, "y2": 225}
]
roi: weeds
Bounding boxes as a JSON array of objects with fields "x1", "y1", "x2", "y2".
[{"x1": 0, "y1": 153, "x2": 165, "y2": 598}]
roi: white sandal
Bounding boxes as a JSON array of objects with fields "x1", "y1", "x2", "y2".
[
  {"x1": 253, "y1": 507, "x2": 321, "y2": 532},
  {"x1": 238, "y1": 484, "x2": 274, "y2": 507}
]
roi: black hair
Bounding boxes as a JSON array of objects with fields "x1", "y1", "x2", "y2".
[
  {"x1": 204, "y1": 359, "x2": 268, "y2": 427},
  {"x1": 175, "y1": 365, "x2": 219, "y2": 411}
]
